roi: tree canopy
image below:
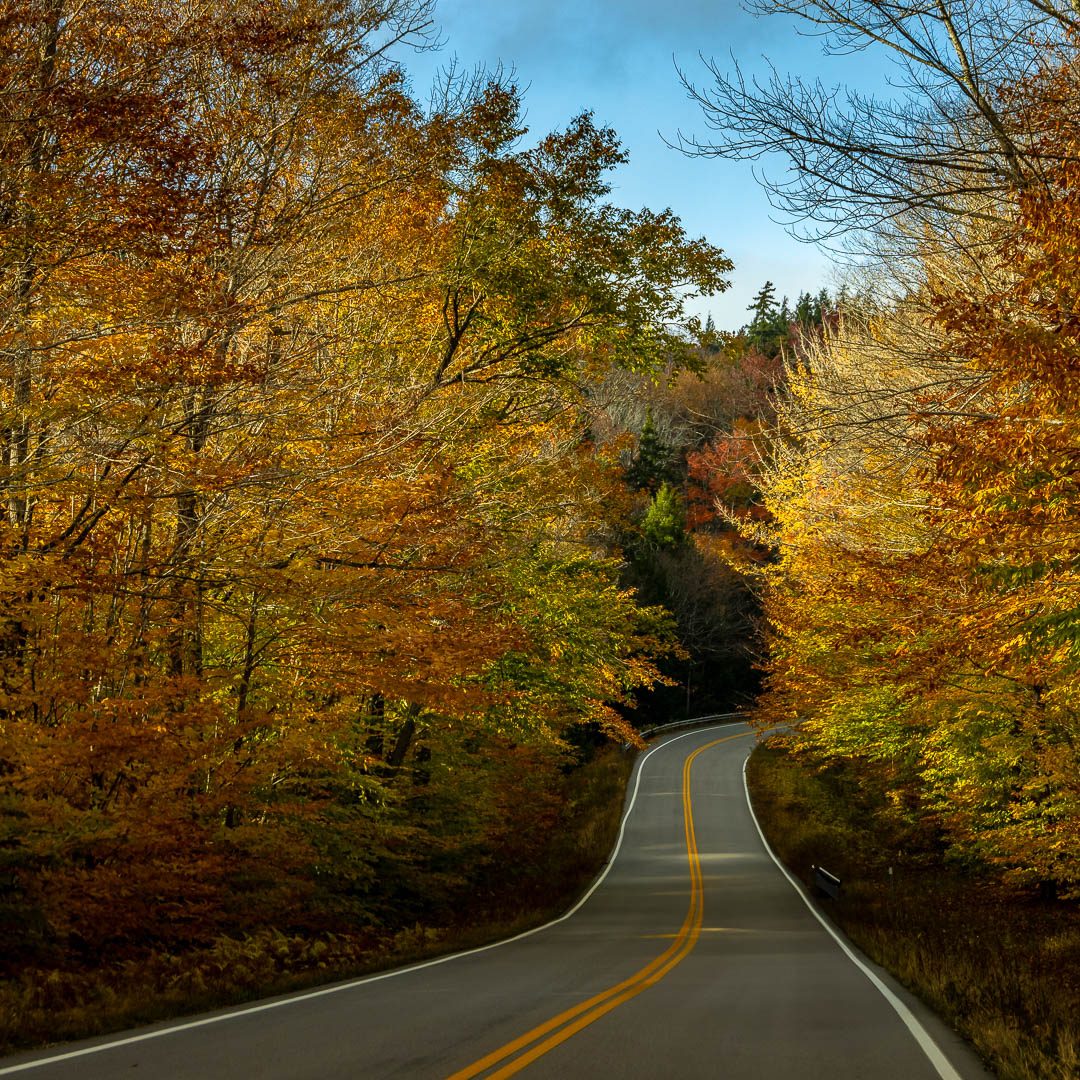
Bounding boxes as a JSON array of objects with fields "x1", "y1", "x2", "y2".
[
  {"x1": 700, "y1": 16, "x2": 1080, "y2": 896},
  {"x1": 0, "y1": 0, "x2": 731, "y2": 964}
]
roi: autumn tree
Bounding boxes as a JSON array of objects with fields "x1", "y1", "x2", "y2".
[
  {"x1": 734, "y1": 41, "x2": 1080, "y2": 895},
  {"x1": 0, "y1": 0, "x2": 732, "y2": 964}
]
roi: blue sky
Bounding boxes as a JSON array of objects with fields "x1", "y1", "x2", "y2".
[{"x1": 400, "y1": 1, "x2": 890, "y2": 331}]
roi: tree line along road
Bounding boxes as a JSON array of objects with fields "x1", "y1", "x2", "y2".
[{"x1": 0, "y1": 724, "x2": 992, "y2": 1079}]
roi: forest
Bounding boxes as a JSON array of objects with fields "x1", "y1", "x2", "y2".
[
  {"x1": 692, "y1": 0, "x2": 1080, "y2": 902},
  {"x1": 5, "y1": 0, "x2": 1080, "y2": 1052},
  {"x1": 0, "y1": 0, "x2": 753, "y2": 1027}
]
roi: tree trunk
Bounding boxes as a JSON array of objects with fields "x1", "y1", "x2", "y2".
[
  {"x1": 4, "y1": 2, "x2": 62, "y2": 539},
  {"x1": 386, "y1": 703, "x2": 422, "y2": 772},
  {"x1": 169, "y1": 384, "x2": 216, "y2": 678}
]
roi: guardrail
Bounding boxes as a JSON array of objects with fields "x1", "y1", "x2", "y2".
[
  {"x1": 637, "y1": 712, "x2": 746, "y2": 740},
  {"x1": 812, "y1": 865, "x2": 841, "y2": 900},
  {"x1": 622, "y1": 713, "x2": 748, "y2": 751}
]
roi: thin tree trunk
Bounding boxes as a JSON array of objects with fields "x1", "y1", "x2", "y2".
[
  {"x1": 5, "y1": 1, "x2": 63, "y2": 541},
  {"x1": 386, "y1": 703, "x2": 422, "y2": 772},
  {"x1": 236, "y1": 593, "x2": 260, "y2": 719},
  {"x1": 169, "y1": 383, "x2": 216, "y2": 677}
]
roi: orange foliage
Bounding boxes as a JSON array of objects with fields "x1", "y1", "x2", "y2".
[
  {"x1": 752, "y1": 53, "x2": 1080, "y2": 895},
  {"x1": 0, "y1": 0, "x2": 729, "y2": 962}
]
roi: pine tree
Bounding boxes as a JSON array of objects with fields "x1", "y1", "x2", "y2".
[
  {"x1": 626, "y1": 413, "x2": 677, "y2": 492},
  {"x1": 747, "y1": 281, "x2": 778, "y2": 325},
  {"x1": 701, "y1": 312, "x2": 721, "y2": 353},
  {"x1": 745, "y1": 280, "x2": 786, "y2": 356}
]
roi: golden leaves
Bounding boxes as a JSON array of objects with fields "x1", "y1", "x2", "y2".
[
  {"x1": 751, "y1": 53, "x2": 1080, "y2": 894},
  {"x1": 0, "y1": 0, "x2": 736, "y2": 955}
]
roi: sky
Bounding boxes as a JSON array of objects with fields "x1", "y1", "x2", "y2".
[{"x1": 398, "y1": 1, "x2": 893, "y2": 331}]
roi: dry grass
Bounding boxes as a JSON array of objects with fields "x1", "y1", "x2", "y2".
[
  {"x1": 746, "y1": 741, "x2": 1080, "y2": 1080},
  {"x1": 0, "y1": 747, "x2": 633, "y2": 1057}
]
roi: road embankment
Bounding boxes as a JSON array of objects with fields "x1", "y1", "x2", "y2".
[{"x1": 0, "y1": 746, "x2": 632, "y2": 1057}]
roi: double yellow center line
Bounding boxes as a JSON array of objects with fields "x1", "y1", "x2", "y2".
[{"x1": 447, "y1": 731, "x2": 749, "y2": 1080}]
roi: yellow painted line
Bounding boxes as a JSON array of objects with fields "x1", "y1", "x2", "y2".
[
  {"x1": 446, "y1": 731, "x2": 750, "y2": 1080},
  {"x1": 640, "y1": 927, "x2": 755, "y2": 938}
]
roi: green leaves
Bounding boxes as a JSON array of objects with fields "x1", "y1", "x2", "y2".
[{"x1": 640, "y1": 483, "x2": 687, "y2": 550}]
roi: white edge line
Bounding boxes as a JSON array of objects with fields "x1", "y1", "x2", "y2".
[
  {"x1": 0, "y1": 725, "x2": 736, "y2": 1075},
  {"x1": 741, "y1": 756, "x2": 964, "y2": 1080}
]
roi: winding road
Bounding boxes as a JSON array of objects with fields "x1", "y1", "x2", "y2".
[{"x1": 0, "y1": 724, "x2": 991, "y2": 1079}]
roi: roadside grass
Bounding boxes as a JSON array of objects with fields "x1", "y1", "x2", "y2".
[
  {"x1": 0, "y1": 746, "x2": 633, "y2": 1057},
  {"x1": 746, "y1": 740, "x2": 1080, "y2": 1080}
]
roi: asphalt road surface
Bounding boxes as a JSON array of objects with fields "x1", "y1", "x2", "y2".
[{"x1": 0, "y1": 724, "x2": 993, "y2": 1079}]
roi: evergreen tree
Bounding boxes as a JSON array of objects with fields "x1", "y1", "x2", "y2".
[
  {"x1": 701, "y1": 312, "x2": 721, "y2": 353},
  {"x1": 747, "y1": 280, "x2": 778, "y2": 325},
  {"x1": 626, "y1": 412, "x2": 678, "y2": 492},
  {"x1": 794, "y1": 288, "x2": 833, "y2": 328},
  {"x1": 745, "y1": 280, "x2": 787, "y2": 356},
  {"x1": 641, "y1": 483, "x2": 687, "y2": 549},
  {"x1": 794, "y1": 290, "x2": 815, "y2": 325}
]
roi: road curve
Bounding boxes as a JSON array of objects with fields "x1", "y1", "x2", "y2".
[{"x1": 0, "y1": 724, "x2": 992, "y2": 1079}]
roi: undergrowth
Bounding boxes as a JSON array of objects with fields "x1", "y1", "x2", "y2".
[
  {"x1": 746, "y1": 739, "x2": 1080, "y2": 1080},
  {"x1": 0, "y1": 746, "x2": 633, "y2": 1056}
]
